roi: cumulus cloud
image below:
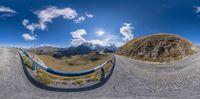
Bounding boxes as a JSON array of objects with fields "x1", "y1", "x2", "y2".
[
  {"x1": 85, "y1": 12, "x2": 94, "y2": 18},
  {"x1": 70, "y1": 29, "x2": 87, "y2": 46},
  {"x1": 35, "y1": 6, "x2": 77, "y2": 23},
  {"x1": 73, "y1": 12, "x2": 94, "y2": 24},
  {"x1": 71, "y1": 29, "x2": 87, "y2": 39},
  {"x1": 22, "y1": 6, "x2": 78, "y2": 33},
  {"x1": 21, "y1": 6, "x2": 95, "y2": 42},
  {"x1": 22, "y1": 19, "x2": 41, "y2": 33},
  {"x1": 120, "y1": 23, "x2": 134, "y2": 42},
  {"x1": 90, "y1": 40, "x2": 108, "y2": 46},
  {"x1": 0, "y1": 6, "x2": 16, "y2": 16},
  {"x1": 0, "y1": 6, "x2": 16, "y2": 13},
  {"x1": 70, "y1": 29, "x2": 123, "y2": 47},
  {"x1": 22, "y1": 33, "x2": 36, "y2": 41},
  {"x1": 22, "y1": 6, "x2": 95, "y2": 33},
  {"x1": 73, "y1": 16, "x2": 86, "y2": 23}
]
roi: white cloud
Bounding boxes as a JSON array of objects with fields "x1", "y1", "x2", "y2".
[
  {"x1": 120, "y1": 23, "x2": 134, "y2": 42},
  {"x1": 86, "y1": 37, "x2": 124, "y2": 47},
  {"x1": 71, "y1": 29, "x2": 87, "y2": 39},
  {"x1": 22, "y1": 6, "x2": 78, "y2": 33},
  {"x1": 0, "y1": 6, "x2": 16, "y2": 13},
  {"x1": 0, "y1": 6, "x2": 16, "y2": 17},
  {"x1": 22, "y1": 33, "x2": 36, "y2": 41},
  {"x1": 194, "y1": 6, "x2": 200, "y2": 13},
  {"x1": 71, "y1": 39, "x2": 86, "y2": 47},
  {"x1": 73, "y1": 16, "x2": 86, "y2": 23},
  {"x1": 85, "y1": 12, "x2": 94, "y2": 18},
  {"x1": 70, "y1": 29, "x2": 124, "y2": 47},
  {"x1": 22, "y1": 19, "x2": 40, "y2": 33},
  {"x1": 88, "y1": 40, "x2": 109, "y2": 46},
  {"x1": 35, "y1": 6, "x2": 78, "y2": 23},
  {"x1": 22, "y1": 6, "x2": 94, "y2": 44},
  {"x1": 70, "y1": 29, "x2": 109, "y2": 47},
  {"x1": 73, "y1": 12, "x2": 94, "y2": 23},
  {"x1": 70, "y1": 29, "x2": 87, "y2": 46}
]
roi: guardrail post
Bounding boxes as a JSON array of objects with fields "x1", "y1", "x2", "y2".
[
  {"x1": 108, "y1": 59, "x2": 114, "y2": 65},
  {"x1": 33, "y1": 62, "x2": 38, "y2": 72},
  {"x1": 100, "y1": 67, "x2": 105, "y2": 81},
  {"x1": 112, "y1": 56, "x2": 116, "y2": 65}
]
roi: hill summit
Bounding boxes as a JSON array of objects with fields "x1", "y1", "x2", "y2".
[{"x1": 116, "y1": 33, "x2": 197, "y2": 63}]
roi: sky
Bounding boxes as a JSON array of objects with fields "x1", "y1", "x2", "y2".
[{"x1": 0, "y1": 0, "x2": 200, "y2": 47}]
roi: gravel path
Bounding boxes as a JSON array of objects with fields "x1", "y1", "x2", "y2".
[{"x1": 0, "y1": 48, "x2": 200, "y2": 99}]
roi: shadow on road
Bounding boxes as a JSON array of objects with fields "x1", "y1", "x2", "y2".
[{"x1": 19, "y1": 54, "x2": 116, "y2": 92}]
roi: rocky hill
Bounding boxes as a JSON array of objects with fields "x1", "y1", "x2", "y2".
[{"x1": 116, "y1": 33, "x2": 197, "y2": 63}]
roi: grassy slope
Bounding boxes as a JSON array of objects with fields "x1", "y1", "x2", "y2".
[
  {"x1": 22, "y1": 53, "x2": 113, "y2": 85},
  {"x1": 36, "y1": 53, "x2": 111, "y2": 72},
  {"x1": 116, "y1": 33, "x2": 197, "y2": 63}
]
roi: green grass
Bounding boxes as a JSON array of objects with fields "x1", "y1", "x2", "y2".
[
  {"x1": 21, "y1": 56, "x2": 34, "y2": 70},
  {"x1": 74, "y1": 79, "x2": 86, "y2": 85},
  {"x1": 35, "y1": 67, "x2": 53, "y2": 85},
  {"x1": 35, "y1": 53, "x2": 111, "y2": 72}
]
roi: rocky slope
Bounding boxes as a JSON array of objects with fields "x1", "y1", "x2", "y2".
[{"x1": 116, "y1": 33, "x2": 197, "y2": 63}]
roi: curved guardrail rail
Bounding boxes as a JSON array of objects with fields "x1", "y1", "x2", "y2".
[{"x1": 18, "y1": 49, "x2": 116, "y2": 77}]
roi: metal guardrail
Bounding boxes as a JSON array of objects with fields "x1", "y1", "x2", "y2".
[{"x1": 18, "y1": 49, "x2": 116, "y2": 77}]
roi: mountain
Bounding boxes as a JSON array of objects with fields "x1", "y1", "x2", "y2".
[
  {"x1": 28, "y1": 46, "x2": 59, "y2": 56},
  {"x1": 104, "y1": 44, "x2": 118, "y2": 53},
  {"x1": 80, "y1": 42, "x2": 118, "y2": 53},
  {"x1": 53, "y1": 44, "x2": 94, "y2": 58},
  {"x1": 116, "y1": 33, "x2": 197, "y2": 63},
  {"x1": 27, "y1": 42, "x2": 118, "y2": 58}
]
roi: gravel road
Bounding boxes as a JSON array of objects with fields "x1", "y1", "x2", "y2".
[{"x1": 1, "y1": 48, "x2": 200, "y2": 99}]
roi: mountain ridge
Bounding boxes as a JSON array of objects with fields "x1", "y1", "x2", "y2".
[{"x1": 26, "y1": 42, "x2": 118, "y2": 58}]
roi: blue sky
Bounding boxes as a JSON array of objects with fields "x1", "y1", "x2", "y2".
[{"x1": 0, "y1": 0, "x2": 200, "y2": 47}]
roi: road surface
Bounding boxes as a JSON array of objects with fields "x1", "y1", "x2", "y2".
[{"x1": 0, "y1": 48, "x2": 200, "y2": 99}]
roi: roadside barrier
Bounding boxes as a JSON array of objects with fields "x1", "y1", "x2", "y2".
[{"x1": 18, "y1": 49, "x2": 116, "y2": 77}]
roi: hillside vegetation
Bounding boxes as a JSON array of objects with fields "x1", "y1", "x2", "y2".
[
  {"x1": 23, "y1": 43, "x2": 115, "y2": 86},
  {"x1": 36, "y1": 53, "x2": 112, "y2": 72},
  {"x1": 116, "y1": 33, "x2": 197, "y2": 63},
  {"x1": 22, "y1": 53, "x2": 113, "y2": 86}
]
